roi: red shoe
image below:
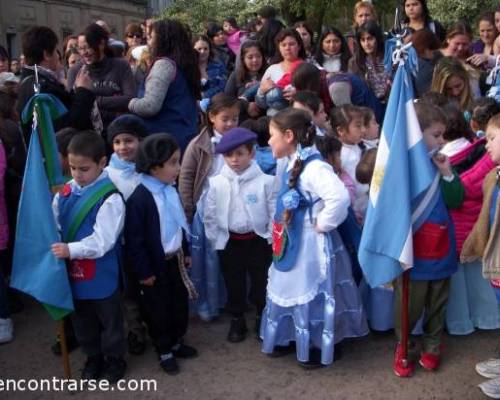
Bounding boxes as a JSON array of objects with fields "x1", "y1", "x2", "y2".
[
  {"x1": 419, "y1": 352, "x2": 440, "y2": 371},
  {"x1": 393, "y1": 343, "x2": 415, "y2": 378}
]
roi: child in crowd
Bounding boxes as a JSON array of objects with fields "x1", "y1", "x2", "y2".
[
  {"x1": 292, "y1": 91, "x2": 331, "y2": 136},
  {"x1": 470, "y1": 97, "x2": 500, "y2": 139},
  {"x1": 0, "y1": 138, "x2": 11, "y2": 344},
  {"x1": 105, "y1": 114, "x2": 148, "y2": 356},
  {"x1": 462, "y1": 114, "x2": 500, "y2": 399},
  {"x1": 393, "y1": 102, "x2": 464, "y2": 377},
  {"x1": 125, "y1": 133, "x2": 198, "y2": 376},
  {"x1": 204, "y1": 127, "x2": 275, "y2": 341},
  {"x1": 105, "y1": 114, "x2": 147, "y2": 199},
  {"x1": 331, "y1": 105, "x2": 369, "y2": 224},
  {"x1": 240, "y1": 116, "x2": 277, "y2": 175},
  {"x1": 179, "y1": 93, "x2": 239, "y2": 320},
  {"x1": 359, "y1": 107, "x2": 380, "y2": 149},
  {"x1": 440, "y1": 103, "x2": 474, "y2": 157},
  {"x1": 261, "y1": 108, "x2": 367, "y2": 368},
  {"x1": 51, "y1": 131, "x2": 126, "y2": 383},
  {"x1": 56, "y1": 127, "x2": 78, "y2": 180},
  {"x1": 223, "y1": 17, "x2": 246, "y2": 56},
  {"x1": 444, "y1": 101, "x2": 500, "y2": 335},
  {"x1": 316, "y1": 135, "x2": 356, "y2": 205}
]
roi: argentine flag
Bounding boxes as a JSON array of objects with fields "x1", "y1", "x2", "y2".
[{"x1": 358, "y1": 50, "x2": 440, "y2": 288}]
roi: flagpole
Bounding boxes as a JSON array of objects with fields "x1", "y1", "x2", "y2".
[
  {"x1": 34, "y1": 65, "x2": 72, "y2": 379},
  {"x1": 400, "y1": 270, "x2": 410, "y2": 367},
  {"x1": 391, "y1": 7, "x2": 411, "y2": 369}
]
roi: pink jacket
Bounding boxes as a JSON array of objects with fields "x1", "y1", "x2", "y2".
[
  {"x1": 226, "y1": 30, "x2": 246, "y2": 55},
  {"x1": 0, "y1": 141, "x2": 8, "y2": 250},
  {"x1": 449, "y1": 138, "x2": 496, "y2": 254}
]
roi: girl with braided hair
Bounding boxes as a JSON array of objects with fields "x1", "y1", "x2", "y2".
[{"x1": 260, "y1": 108, "x2": 368, "y2": 368}]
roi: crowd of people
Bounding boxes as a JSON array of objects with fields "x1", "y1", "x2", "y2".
[{"x1": 1, "y1": 0, "x2": 500, "y2": 396}]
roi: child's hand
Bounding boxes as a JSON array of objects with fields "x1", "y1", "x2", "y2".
[
  {"x1": 432, "y1": 153, "x2": 453, "y2": 179},
  {"x1": 184, "y1": 256, "x2": 192, "y2": 268},
  {"x1": 140, "y1": 276, "x2": 156, "y2": 286},
  {"x1": 282, "y1": 86, "x2": 296, "y2": 101},
  {"x1": 51, "y1": 243, "x2": 70, "y2": 259},
  {"x1": 259, "y1": 78, "x2": 275, "y2": 94},
  {"x1": 314, "y1": 224, "x2": 325, "y2": 234}
]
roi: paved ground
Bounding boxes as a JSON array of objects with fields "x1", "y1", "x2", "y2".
[{"x1": 0, "y1": 297, "x2": 497, "y2": 400}]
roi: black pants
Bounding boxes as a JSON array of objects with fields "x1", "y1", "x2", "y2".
[
  {"x1": 71, "y1": 289, "x2": 125, "y2": 358},
  {"x1": 218, "y1": 235, "x2": 272, "y2": 317},
  {"x1": 138, "y1": 257, "x2": 189, "y2": 355}
]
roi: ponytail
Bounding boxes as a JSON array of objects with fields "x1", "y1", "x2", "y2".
[{"x1": 271, "y1": 108, "x2": 316, "y2": 225}]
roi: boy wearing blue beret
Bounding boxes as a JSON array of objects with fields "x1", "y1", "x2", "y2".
[{"x1": 203, "y1": 127, "x2": 276, "y2": 342}]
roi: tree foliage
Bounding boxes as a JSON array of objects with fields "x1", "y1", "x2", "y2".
[
  {"x1": 159, "y1": 0, "x2": 496, "y2": 36},
  {"x1": 428, "y1": 0, "x2": 498, "y2": 28}
]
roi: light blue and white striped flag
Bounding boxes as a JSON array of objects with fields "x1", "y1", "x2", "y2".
[{"x1": 358, "y1": 46, "x2": 440, "y2": 288}]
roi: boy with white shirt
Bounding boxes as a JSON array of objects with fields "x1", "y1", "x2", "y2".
[
  {"x1": 51, "y1": 131, "x2": 126, "y2": 383},
  {"x1": 204, "y1": 127, "x2": 276, "y2": 343}
]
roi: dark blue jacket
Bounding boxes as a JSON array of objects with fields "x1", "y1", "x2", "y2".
[{"x1": 125, "y1": 184, "x2": 190, "y2": 281}]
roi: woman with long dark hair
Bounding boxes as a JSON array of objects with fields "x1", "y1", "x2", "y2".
[
  {"x1": 313, "y1": 27, "x2": 351, "y2": 76},
  {"x1": 193, "y1": 35, "x2": 227, "y2": 104},
  {"x1": 225, "y1": 40, "x2": 267, "y2": 119},
  {"x1": 128, "y1": 19, "x2": 201, "y2": 152},
  {"x1": 67, "y1": 23, "x2": 136, "y2": 131},
  {"x1": 402, "y1": 0, "x2": 446, "y2": 42},
  {"x1": 348, "y1": 21, "x2": 390, "y2": 102}
]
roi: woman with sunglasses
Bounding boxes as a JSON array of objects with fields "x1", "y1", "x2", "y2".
[{"x1": 124, "y1": 23, "x2": 144, "y2": 52}]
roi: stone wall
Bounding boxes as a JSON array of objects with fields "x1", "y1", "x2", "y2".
[{"x1": 0, "y1": 0, "x2": 148, "y2": 58}]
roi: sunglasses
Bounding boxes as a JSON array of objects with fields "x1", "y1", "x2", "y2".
[{"x1": 127, "y1": 33, "x2": 142, "y2": 39}]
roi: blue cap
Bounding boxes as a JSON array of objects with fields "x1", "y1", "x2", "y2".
[{"x1": 215, "y1": 127, "x2": 257, "y2": 154}]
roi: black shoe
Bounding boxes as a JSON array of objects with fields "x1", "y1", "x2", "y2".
[
  {"x1": 172, "y1": 344, "x2": 198, "y2": 359},
  {"x1": 227, "y1": 317, "x2": 248, "y2": 343},
  {"x1": 81, "y1": 355, "x2": 104, "y2": 380},
  {"x1": 298, "y1": 348, "x2": 325, "y2": 370},
  {"x1": 128, "y1": 332, "x2": 146, "y2": 356},
  {"x1": 51, "y1": 335, "x2": 80, "y2": 356},
  {"x1": 268, "y1": 343, "x2": 296, "y2": 358},
  {"x1": 160, "y1": 356, "x2": 179, "y2": 375},
  {"x1": 101, "y1": 356, "x2": 126, "y2": 384}
]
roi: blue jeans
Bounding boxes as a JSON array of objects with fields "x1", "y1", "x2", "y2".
[
  {"x1": 240, "y1": 83, "x2": 259, "y2": 102},
  {"x1": 265, "y1": 87, "x2": 289, "y2": 110}
]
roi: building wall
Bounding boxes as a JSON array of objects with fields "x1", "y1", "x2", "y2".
[{"x1": 0, "y1": 0, "x2": 147, "y2": 58}]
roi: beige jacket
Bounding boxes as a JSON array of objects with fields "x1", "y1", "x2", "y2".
[
  {"x1": 461, "y1": 169, "x2": 500, "y2": 279},
  {"x1": 179, "y1": 127, "x2": 213, "y2": 223}
]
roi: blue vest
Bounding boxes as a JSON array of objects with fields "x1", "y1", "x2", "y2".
[
  {"x1": 58, "y1": 178, "x2": 121, "y2": 300},
  {"x1": 272, "y1": 154, "x2": 321, "y2": 272},
  {"x1": 139, "y1": 58, "x2": 198, "y2": 152},
  {"x1": 410, "y1": 194, "x2": 457, "y2": 281}
]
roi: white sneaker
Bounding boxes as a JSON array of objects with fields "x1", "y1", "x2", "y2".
[
  {"x1": 0, "y1": 318, "x2": 13, "y2": 343},
  {"x1": 479, "y1": 377, "x2": 500, "y2": 399},
  {"x1": 477, "y1": 359, "x2": 500, "y2": 379}
]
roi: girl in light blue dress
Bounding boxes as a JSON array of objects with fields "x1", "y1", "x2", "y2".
[{"x1": 261, "y1": 108, "x2": 368, "y2": 368}]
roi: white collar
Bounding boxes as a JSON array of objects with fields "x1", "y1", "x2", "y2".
[
  {"x1": 69, "y1": 170, "x2": 109, "y2": 192},
  {"x1": 220, "y1": 160, "x2": 261, "y2": 181}
]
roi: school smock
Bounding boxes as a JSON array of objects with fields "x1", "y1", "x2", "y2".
[
  {"x1": 204, "y1": 161, "x2": 275, "y2": 250},
  {"x1": 266, "y1": 150, "x2": 350, "y2": 307}
]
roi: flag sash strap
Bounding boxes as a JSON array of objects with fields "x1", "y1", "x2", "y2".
[{"x1": 63, "y1": 180, "x2": 117, "y2": 243}]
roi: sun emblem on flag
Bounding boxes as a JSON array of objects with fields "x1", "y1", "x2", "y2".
[{"x1": 371, "y1": 165, "x2": 385, "y2": 194}]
